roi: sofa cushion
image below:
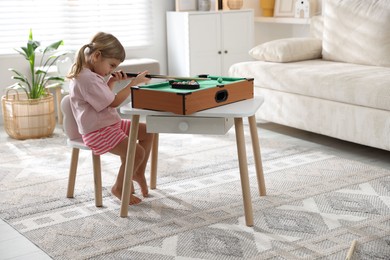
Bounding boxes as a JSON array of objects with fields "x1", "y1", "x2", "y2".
[
  {"x1": 322, "y1": 0, "x2": 390, "y2": 67},
  {"x1": 249, "y1": 38, "x2": 322, "y2": 63},
  {"x1": 229, "y1": 60, "x2": 390, "y2": 112},
  {"x1": 310, "y1": 16, "x2": 323, "y2": 40}
]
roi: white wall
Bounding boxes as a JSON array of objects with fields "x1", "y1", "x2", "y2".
[
  {"x1": 0, "y1": 0, "x2": 323, "y2": 89},
  {"x1": 0, "y1": 1, "x2": 175, "y2": 124},
  {"x1": 0, "y1": 1, "x2": 175, "y2": 90},
  {"x1": 0, "y1": 0, "x2": 321, "y2": 123}
]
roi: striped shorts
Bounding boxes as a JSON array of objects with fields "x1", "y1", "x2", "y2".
[{"x1": 82, "y1": 119, "x2": 131, "y2": 155}]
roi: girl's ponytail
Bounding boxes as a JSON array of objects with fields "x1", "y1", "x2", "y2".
[{"x1": 67, "y1": 44, "x2": 90, "y2": 79}]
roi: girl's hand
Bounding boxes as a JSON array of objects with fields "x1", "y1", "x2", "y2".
[
  {"x1": 130, "y1": 70, "x2": 151, "y2": 86},
  {"x1": 109, "y1": 70, "x2": 127, "y2": 82},
  {"x1": 107, "y1": 70, "x2": 127, "y2": 89}
]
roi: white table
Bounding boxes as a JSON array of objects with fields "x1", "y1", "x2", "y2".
[{"x1": 119, "y1": 97, "x2": 266, "y2": 226}]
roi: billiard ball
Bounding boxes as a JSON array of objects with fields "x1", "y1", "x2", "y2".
[{"x1": 217, "y1": 77, "x2": 223, "y2": 83}]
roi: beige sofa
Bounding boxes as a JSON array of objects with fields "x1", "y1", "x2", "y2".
[{"x1": 229, "y1": 0, "x2": 390, "y2": 151}]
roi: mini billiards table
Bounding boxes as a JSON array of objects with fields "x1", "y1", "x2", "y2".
[{"x1": 130, "y1": 75, "x2": 254, "y2": 115}]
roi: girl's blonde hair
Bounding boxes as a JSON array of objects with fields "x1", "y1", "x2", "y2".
[{"x1": 67, "y1": 32, "x2": 126, "y2": 78}]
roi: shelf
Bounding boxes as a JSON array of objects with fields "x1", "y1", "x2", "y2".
[{"x1": 254, "y1": 17, "x2": 311, "y2": 25}]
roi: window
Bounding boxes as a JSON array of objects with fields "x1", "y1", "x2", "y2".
[{"x1": 0, "y1": 0, "x2": 153, "y2": 54}]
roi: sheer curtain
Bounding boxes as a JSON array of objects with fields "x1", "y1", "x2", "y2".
[{"x1": 0, "y1": 0, "x2": 153, "y2": 54}]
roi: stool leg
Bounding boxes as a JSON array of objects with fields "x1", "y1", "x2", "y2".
[
  {"x1": 248, "y1": 116, "x2": 266, "y2": 196},
  {"x1": 92, "y1": 154, "x2": 103, "y2": 207},
  {"x1": 55, "y1": 86, "x2": 63, "y2": 124},
  {"x1": 67, "y1": 148, "x2": 79, "y2": 198},
  {"x1": 150, "y1": 133, "x2": 159, "y2": 189}
]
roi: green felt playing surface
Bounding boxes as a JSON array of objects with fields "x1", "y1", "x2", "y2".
[{"x1": 138, "y1": 76, "x2": 246, "y2": 93}]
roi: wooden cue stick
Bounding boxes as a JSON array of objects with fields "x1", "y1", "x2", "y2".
[
  {"x1": 123, "y1": 72, "x2": 209, "y2": 81},
  {"x1": 345, "y1": 239, "x2": 357, "y2": 260}
]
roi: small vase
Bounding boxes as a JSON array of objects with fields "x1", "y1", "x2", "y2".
[
  {"x1": 198, "y1": 0, "x2": 211, "y2": 11},
  {"x1": 227, "y1": 0, "x2": 243, "y2": 10},
  {"x1": 260, "y1": 0, "x2": 275, "y2": 17}
]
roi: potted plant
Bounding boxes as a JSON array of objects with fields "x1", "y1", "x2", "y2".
[{"x1": 1, "y1": 29, "x2": 67, "y2": 139}]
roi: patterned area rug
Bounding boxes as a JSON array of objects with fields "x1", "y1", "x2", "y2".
[{"x1": 0, "y1": 126, "x2": 389, "y2": 260}]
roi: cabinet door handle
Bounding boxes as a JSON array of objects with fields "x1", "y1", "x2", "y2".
[
  {"x1": 224, "y1": 50, "x2": 228, "y2": 54},
  {"x1": 218, "y1": 51, "x2": 222, "y2": 54}
]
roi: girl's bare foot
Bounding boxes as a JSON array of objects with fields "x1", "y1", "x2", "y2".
[
  {"x1": 132, "y1": 173, "x2": 149, "y2": 197},
  {"x1": 129, "y1": 194, "x2": 142, "y2": 205},
  {"x1": 111, "y1": 186, "x2": 142, "y2": 205}
]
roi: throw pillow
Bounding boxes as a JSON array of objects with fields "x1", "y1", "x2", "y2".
[
  {"x1": 249, "y1": 38, "x2": 322, "y2": 63},
  {"x1": 322, "y1": 0, "x2": 390, "y2": 67}
]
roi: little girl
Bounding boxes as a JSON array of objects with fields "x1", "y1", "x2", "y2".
[{"x1": 67, "y1": 32, "x2": 153, "y2": 205}]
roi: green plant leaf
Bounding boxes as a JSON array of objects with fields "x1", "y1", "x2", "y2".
[
  {"x1": 46, "y1": 76, "x2": 64, "y2": 82},
  {"x1": 9, "y1": 68, "x2": 32, "y2": 92},
  {"x1": 11, "y1": 75, "x2": 28, "y2": 83},
  {"x1": 15, "y1": 48, "x2": 28, "y2": 59},
  {"x1": 44, "y1": 40, "x2": 64, "y2": 54},
  {"x1": 9, "y1": 29, "x2": 68, "y2": 99},
  {"x1": 9, "y1": 68, "x2": 25, "y2": 77},
  {"x1": 35, "y1": 69, "x2": 46, "y2": 75}
]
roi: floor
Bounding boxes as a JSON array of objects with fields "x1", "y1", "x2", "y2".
[{"x1": 1, "y1": 122, "x2": 389, "y2": 260}]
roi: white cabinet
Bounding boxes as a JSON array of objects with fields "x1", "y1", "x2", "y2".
[{"x1": 167, "y1": 10, "x2": 254, "y2": 77}]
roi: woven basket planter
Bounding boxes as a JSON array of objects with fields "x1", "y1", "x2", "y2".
[{"x1": 1, "y1": 90, "x2": 56, "y2": 140}]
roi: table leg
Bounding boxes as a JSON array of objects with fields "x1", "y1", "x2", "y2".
[
  {"x1": 234, "y1": 117, "x2": 254, "y2": 227},
  {"x1": 120, "y1": 114, "x2": 140, "y2": 217},
  {"x1": 248, "y1": 115, "x2": 266, "y2": 196},
  {"x1": 150, "y1": 133, "x2": 159, "y2": 189}
]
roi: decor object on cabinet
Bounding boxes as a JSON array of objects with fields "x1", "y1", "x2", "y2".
[
  {"x1": 2, "y1": 29, "x2": 67, "y2": 139},
  {"x1": 208, "y1": 0, "x2": 220, "y2": 11},
  {"x1": 260, "y1": 0, "x2": 276, "y2": 17},
  {"x1": 198, "y1": 0, "x2": 211, "y2": 11},
  {"x1": 274, "y1": 0, "x2": 295, "y2": 17},
  {"x1": 175, "y1": 0, "x2": 197, "y2": 11},
  {"x1": 227, "y1": 0, "x2": 243, "y2": 10},
  {"x1": 295, "y1": 0, "x2": 310, "y2": 18},
  {"x1": 217, "y1": 0, "x2": 223, "y2": 9}
]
